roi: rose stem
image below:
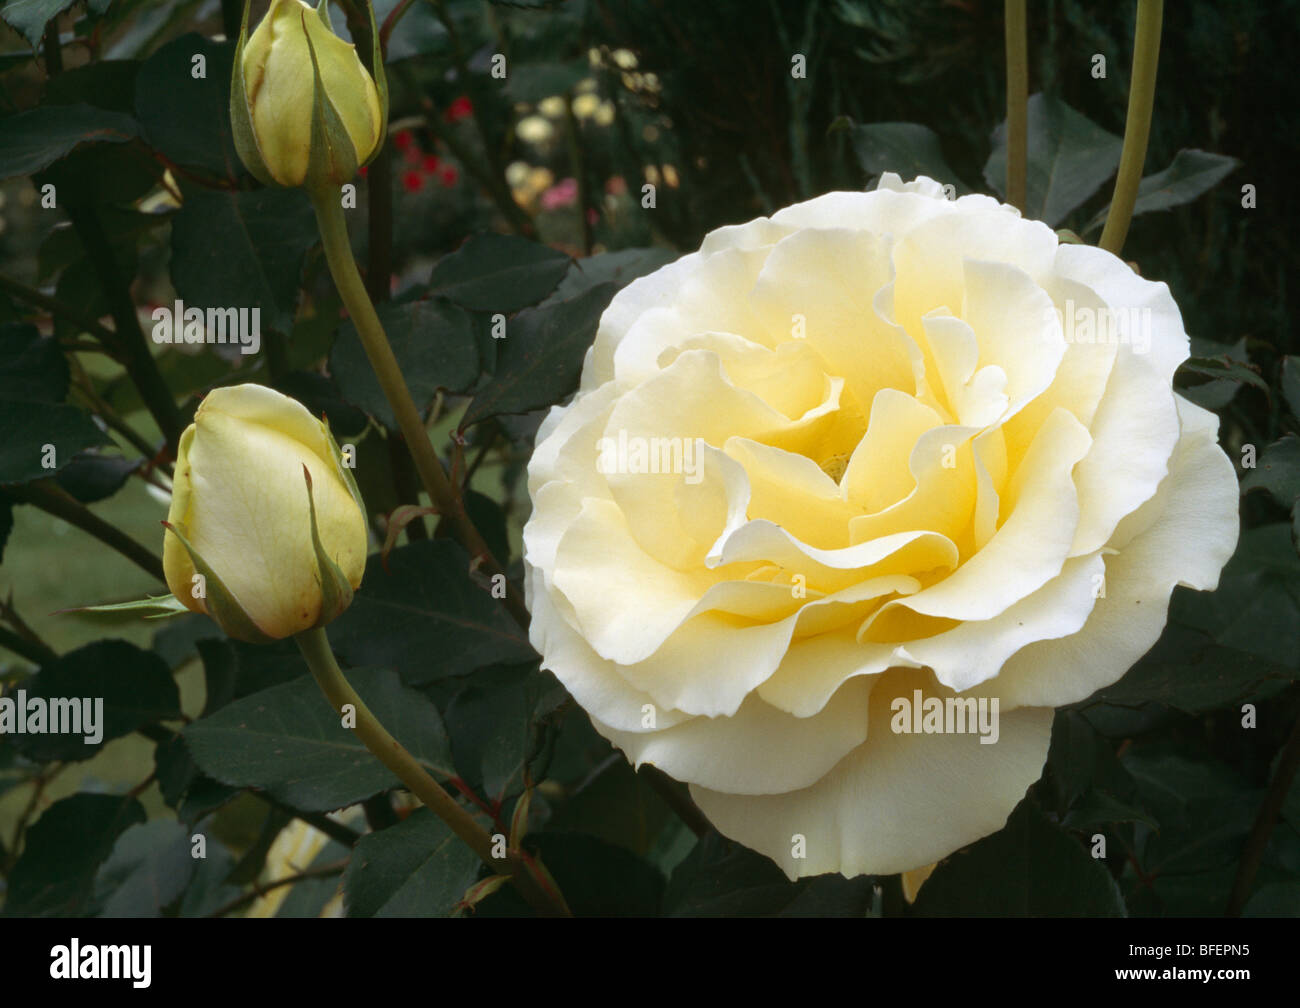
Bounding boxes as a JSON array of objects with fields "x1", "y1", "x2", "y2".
[
  {"x1": 1003, "y1": 0, "x2": 1028, "y2": 213},
  {"x1": 308, "y1": 187, "x2": 531, "y2": 628},
  {"x1": 42, "y1": 25, "x2": 184, "y2": 457},
  {"x1": 1099, "y1": 0, "x2": 1163, "y2": 256},
  {"x1": 5, "y1": 480, "x2": 164, "y2": 582},
  {"x1": 1225, "y1": 705, "x2": 1300, "y2": 916},
  {"x1": 294, "y1": 626, "x2": 571, "y2": 916}
]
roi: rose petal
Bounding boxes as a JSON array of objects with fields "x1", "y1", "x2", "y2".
[
  {"x1": 595, "y1": 675, "x2": 875, "y2": 794},
  {"x1": 691, "y1": 675, "x2": 1054, "y2": 878},
  {"x1": 977, "y1": 395, "x2": 1239, "y2": 708}
]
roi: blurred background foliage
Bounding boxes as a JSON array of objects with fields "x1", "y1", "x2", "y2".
[{"x1": 0, "y1": 0, "x2": 1296, "y2": 917}]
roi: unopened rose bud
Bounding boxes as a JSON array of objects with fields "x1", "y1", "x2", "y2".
[
  {"x1": 163, "y1": 383, "x2": 367, "y2": 642},
  {"x1": 231, "y1": 0, "x2": 387, "y2": 189}
]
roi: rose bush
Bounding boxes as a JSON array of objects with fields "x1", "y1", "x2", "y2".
[{"x1": 523, "y1": 173, "x2": 1240, "y2": 879}]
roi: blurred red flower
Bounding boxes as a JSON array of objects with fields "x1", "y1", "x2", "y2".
[{"x1": 445, "y1": 96, "x2": 473, "y2": 123}]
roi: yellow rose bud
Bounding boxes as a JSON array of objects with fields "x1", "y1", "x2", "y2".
[
  {"x1": 231, "y1": 0, "x2": 386, "y2": 189},
  {"x1": 163, "y1": 383, "x2": 368, "y2": 642}
]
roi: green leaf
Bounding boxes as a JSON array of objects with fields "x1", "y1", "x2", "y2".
[
  {"x1": 842, "y1": 120, "x2": 964, "y2": 191},
  {"x1": 3, "y1": 792, "x2": 146, "y2": 916},
  {"x1": 427, "y1": 233, "x2": 572, "y2": 313},
  {"x1": 176, "y1": 840, "x2": 241, "y2": 917},
  {"x1": 1242, "y1": 435, "x2": 1300, "y2": 509},
  {"x1": 331, "y1": 299, "x2": 478, "y2": 429},
  {"x1": 39, "y1": 213, "x2": 144, "y2": 343},
  {"x1": 1282, "y1": 356, "x2": 1300, "y2": 420},
  {"x1": 329, "y1": 539, "x2": 535, "y2": 685},
  {"x1": 39, "y1": 136, "x2": 160, "y2": 206},
  {"x1": 1062, "y1": 790, "x2": 1159, "y2": 832},
  {"x1": 1178, "y1": 338, "x2": 1248, "y2": 410},
  {"x1": 1084, "y1": 149, "x2": 1239, "y2": 233},
  {"x1": 550, "y1": 247, "x2": 678, "y2": 301},
  {"x1": 0, "y1": 322, "x2": 69, "y2": 401},
  {"x1": 194, "y1": 638, "x2": 306, "y2": 716},
  {"x1": 43, "y1": 56, "x2": 138, "y2": 113},
  {"x1": 911, "y1": 799, "x2": 1126, "y2": 916},
  {"x1": 0, "y1": 102, "x2": 139, "y2": 182},
  {"x1": 67, "y1": 593, "x2": 189, "y2": 621},
  {"x1": 382, "y1": 0, "x2": 448, "y2": 61},
  {"x1": 0, "y1": 400, "x2": 109, "y2": 482},
  {"x1": 446, "y1": 663, "x2": 566, "y2": 802},
  {"x1": 663, "y1": 832, "x2": 871, "y2": 916},
  {"x1": 154, "y1": 732, "x2": 241, "y2": 824},
  {"x1": 1, "y1": 0, "x2": 77, "y2": 47},
  {"x1": 1045, "y1": 708, "x2": 1153, "y2": 831},
  {"x1": 54, "y1": 451, "x2": 139, "y2": 503},
  {"x1": 663, "y1": 833, "x2": 791, "y2": 916},
  {"x1": 169, "y1": 185, "x2": 318, "y2": 334},
  {"x1": 135, "y1": 33, "x2": 240, "y2": 179},
  {"x1": 1178, "y1": 353, "x2": 1268, "y2": 393},
  {"x1": 342, "y1": 808, "x2": 481, "y2": 917},
  {"x1": 1085, "y1": 619, "x2": 1295, "y2": 715},
  {"x1": 462, "y1": 282, "x2": 617, "y2": 427},
  {"x1": 984, "y1": 92, "x2": 1122, "y2": 227},
  {"x1": 10, "y1": 640, "x2": 181, "y2": 762},
  {"x1": 183, "y1": 666, "x2": 455, "y2": 812},
  {"x1": 1123, "y1": 751, "x2": 1259, "y2": 880},
  {"x1": 1169, "y1": 524, "x2": 1300, "y2": 671},
  {"x1": 544, "y1": 752, "x2": 676, "y2": 858},
  {"x1": 92, "y1": 819, "x2": 197, "y2": 917}
]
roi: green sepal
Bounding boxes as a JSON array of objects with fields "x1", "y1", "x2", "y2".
[
  {"x1": 302, "y1": 5, "x2": 361, "y2": 193},
  {"x1": 301, "y1": 465, "x2": 356, "y2": 628},
  {"x1": 230, "y1": 0, "x2": 276, "y2": 186},
  {"x1": 316, "y1": 0, "x2": 334, "y2": 30},
  {"x1": 62, "y1": 594, "x2": 192, "y2": 621},
  {"x1": 362, "y1": 0, "x2": 389, "y2": 164},
  {"x1": 162, "y1": 519, "x2": 276, "y2": 644},
  {"x1": 320, "y1": 415, "x2": 365, "y2": 520}
]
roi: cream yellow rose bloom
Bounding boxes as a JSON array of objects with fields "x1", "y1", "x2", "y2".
[
  {"x1": 522, "y1": 173, "x2": 1240, "y2": 879},
  {"x1": 163, "y1": 383, "x2": 368, "y2": 643}
]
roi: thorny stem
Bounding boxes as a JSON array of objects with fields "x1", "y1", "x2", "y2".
[
  {"x1": 5, "y1": 480, "x2": 165, "y2": 583},
  {"x1": 1226, "y1": 703, "x2": 1300, "y2": 916},
  {"x1": 294, "y1": 626, "x2": 571, "y2": 916},
  {"x1": 309, "y1": 186, "x2": 531, "y2": 627}
]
